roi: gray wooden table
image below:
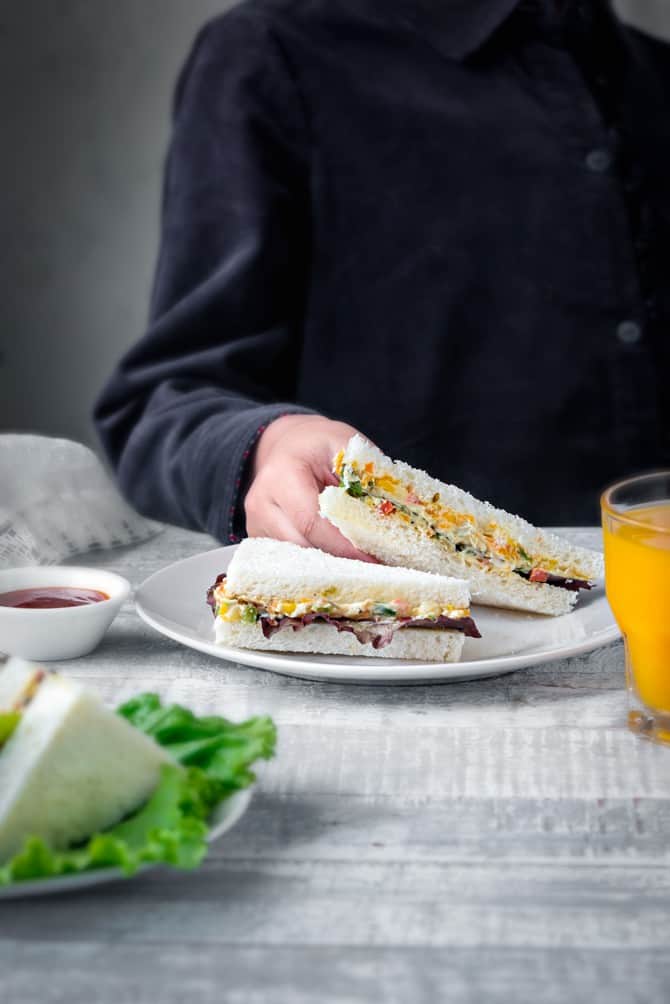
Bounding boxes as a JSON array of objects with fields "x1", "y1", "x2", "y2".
[{"x1": 2, "y1": 527, "x2": 669, "y2": 1003}]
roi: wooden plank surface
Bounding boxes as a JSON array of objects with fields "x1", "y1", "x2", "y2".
[{"x1": 1, "y1": 527, "x2": 669, "y2": 1003}]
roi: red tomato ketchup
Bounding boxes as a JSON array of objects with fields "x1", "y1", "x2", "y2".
[{"x1": 0, "y1": 587, "x2": 109, "y2": 609}]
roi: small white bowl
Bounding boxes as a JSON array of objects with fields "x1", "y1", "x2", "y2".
[{"x1": 0, "y1": 566, "x2": 131, "y2": 661}]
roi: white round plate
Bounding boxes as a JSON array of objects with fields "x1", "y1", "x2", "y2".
[
  {"x1": 0, "y1": 788, "x2": 252, "y2": 899},
  {"x1": 135, "y1": 529, "x2": 620, "y2": 685}
]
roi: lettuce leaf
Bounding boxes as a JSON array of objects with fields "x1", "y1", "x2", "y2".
[
  {"x1": 0, "y1": 693, "x2": 276, "y2": 886},
  {"x1": 118, "y1": 693, "x2": 276, "y2": 793},
  {"x1": 0, "y1": 710, "x2": 20, "y2": 749}
]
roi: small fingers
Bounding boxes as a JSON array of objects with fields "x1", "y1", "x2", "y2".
[
  {"x1": 246, "y1": 498, "x2": 312, "y2": 548},
  {"x1": 272, "y1": 466, "x2": 378, "y2": 562},
  {"x1": 306, "y1": 514, "x2": 379, "y2": 562}
]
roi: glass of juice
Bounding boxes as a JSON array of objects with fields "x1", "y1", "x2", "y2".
[{"x1": 601, "y1": 472, "x2": 670, "y2": 744}]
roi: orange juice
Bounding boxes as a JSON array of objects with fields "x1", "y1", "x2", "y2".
[{"x1": 602, "y1": 502, "x2": 670, "y2": 714}]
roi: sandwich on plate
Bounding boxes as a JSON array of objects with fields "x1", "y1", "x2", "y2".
[
  {"x1": 319, "y1": 435, "x2": 604, "y2": 616},
  {"x1": 0, "y1": 658, "x2": 171, "y2": 862},
  {"x1": 207, "y1": 537, "x2": 480, "y2": 662},
  {"x1": 0, "y1": 658, "x2": 275, "y2": 884}
]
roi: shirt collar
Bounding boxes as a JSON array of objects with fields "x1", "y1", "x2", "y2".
[{"x1": 364, "y1": 0, "x2": 528, "y2": 60}]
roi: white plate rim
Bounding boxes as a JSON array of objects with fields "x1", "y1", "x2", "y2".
[
  {"x1": 0, "y1": 787, "x2": 252, "y2": 899},
  {"x1": 134, "y1": 533, "x2": 620, "y2": 685}
]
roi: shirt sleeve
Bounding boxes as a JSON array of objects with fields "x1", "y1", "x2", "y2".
[{"x1": 94, "y1": 9, "x2": 315, "y2": 542}]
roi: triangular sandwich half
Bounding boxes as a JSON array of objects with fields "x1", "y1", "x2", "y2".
[
  {"x1": 0, "y1": 659, "x2": 172, "y2": 861},
  {"x1": 319, "y1": 435, "x2": 603, "y2": 616},
  {"x1": 208, "y1": 537, "x2": 479, "y2": 662}
]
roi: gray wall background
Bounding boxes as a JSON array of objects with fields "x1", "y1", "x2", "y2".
[
  {"x1": 0, "y1": 0, "x2": 235, "y2": 447},
  {"x1": 1, "y1": 0, "x2": 668, "y2": 449}
]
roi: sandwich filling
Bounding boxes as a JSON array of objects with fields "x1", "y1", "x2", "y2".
[
  {"x1": 207, "y1": 574, "x2": 480, "y2": 650},
  {"x1": 0, "y1": 667, "x2": 46, "y2": 750},
  {"x1": 334, "y1": 452, "x2": 593, "y2": 591}
]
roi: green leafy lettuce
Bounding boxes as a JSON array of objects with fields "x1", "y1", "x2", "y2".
[
  {"x1": 0, "y1": 711, "x2": 21, "y2": 748},
  {"x1": 0, "y1": 694, "x2": 276, "y2": 886}
]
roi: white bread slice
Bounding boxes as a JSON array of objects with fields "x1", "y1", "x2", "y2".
[
  {"x1": 225, "y1": 537, "x2": 470, "y2": 609},
  {"x1": 0, "y1": 659, "x2": 173, "y2": 861},
  {"x1": 216, "y1": 619, "x2": 465, "y2": 662},
  {"x1": 0, "y1": 658, "x2": 44, "y2": 710},
  {"x1": 320, "y1": 452, "x2": 603, "y2": 616}
]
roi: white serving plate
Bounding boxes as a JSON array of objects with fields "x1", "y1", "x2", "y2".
[
  {"x1": 0, "y1": 788, "x2": 251, "y2": 899},
  {"x1": 135, "y1": 530, "x2": 620, "y2": 685}
]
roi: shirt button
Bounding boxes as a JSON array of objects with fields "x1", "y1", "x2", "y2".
[
  {"x1": 585, "y1": 148, "x2": 612, "y2": 173},
  {"x1": 616, "y1": 320, "x2": 642, "y2": 345}
]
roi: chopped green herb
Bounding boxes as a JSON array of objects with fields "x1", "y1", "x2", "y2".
[
  {"x1": 518, "y1": 545, "x2": 532, "y2": 564},
  {"x1": 346, "y1": 480, "x2": 364, "y2": 498},
  {"x1": 241, "y1": 604, "x2": 259, "y2": 624},
  {"x1": 373, "y1": 604, "x2": 396, "y2": 618}
]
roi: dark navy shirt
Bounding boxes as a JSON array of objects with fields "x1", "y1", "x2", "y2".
[{"x1": 95, "y1": 0, "x2": 670, "y2": 536}]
